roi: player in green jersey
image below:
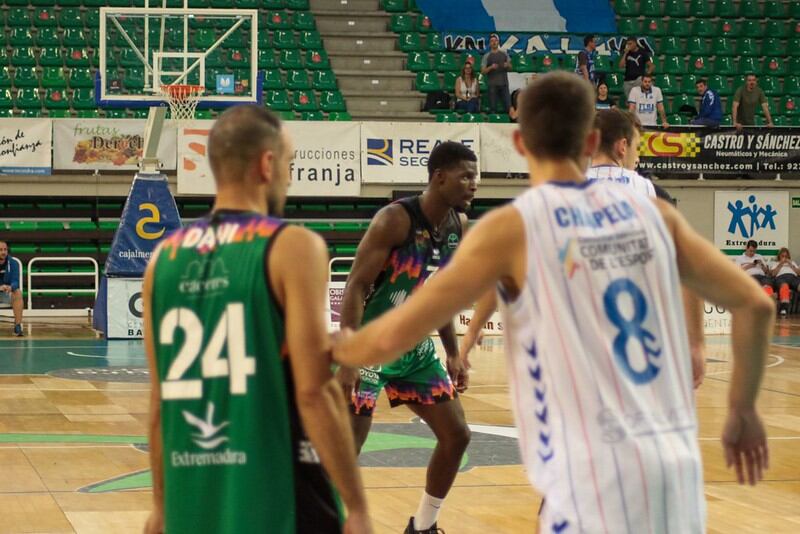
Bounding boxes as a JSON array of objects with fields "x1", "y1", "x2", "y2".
[
  {"x1": 143, "y1": 106, "x2": 371, "y2": 534},
  {"x1": 336, "y1": 141, "x2": 478, "y2": 534}
]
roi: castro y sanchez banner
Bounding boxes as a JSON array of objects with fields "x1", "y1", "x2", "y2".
[
  {"x1": 714, "y1": 191, "x2": 789, "y2": 255},
  {"x1": 178, "y1": 120, "x2": 361, "y2": 196},
  {"x1": 0, "y1": 118, "x2": 52, "y2": 175},
  {"x1": 361, "y1": 122, "x2": 480, "y2": 184},
  {"x1": 638, "y1": 127, "x2": 800, "y2": 174},
  {"x1": 53, "y1": 119, "x2": 177, "y2": 170}
]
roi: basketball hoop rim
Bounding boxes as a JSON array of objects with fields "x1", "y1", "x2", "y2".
[{"x1": 160, "y1": 84, "x2": 205, "y2": 99}]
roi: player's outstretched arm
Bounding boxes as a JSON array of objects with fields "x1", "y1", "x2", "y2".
[
  {"x1": 334, "y1": 206, "x2": 525, "y2": 368},
  {"x1": 657, "y1": 200, "x2": 773, "y2": 485},
  {"x1": 143, "y1": 249, "x2": 165, "y2": 534},
  {"x1": 270, "y1": 226, "x2": 372, "y2": 532},
  {"x1": 681, "y1": 288, "x2": 706, "y2": 389}
]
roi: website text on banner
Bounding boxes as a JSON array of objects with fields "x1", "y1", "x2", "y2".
[
  {"x1": 713, "y1": 191, "x2": 789, "y2": 257},
  {"x1": 53, "y1": 119, "x2": 177, "y2": 171},
  {"x1": 361, "y1": 121, "x2": 480, "y2": 184},
  {"x1": 638, "y1": 128, "x2": 800, "y2": 174},
  {"x1": 0, "y1": 119, "x2": 52, "y2": 175},
  {"x1": 178, "y1": 120, "x2": 361, "y2": 196}
]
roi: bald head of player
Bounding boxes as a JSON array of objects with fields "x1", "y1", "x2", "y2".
[
  {"x1": 207, "y1": 105, "x2": 294, "y2": 216},
  {"x1": 513, "y1": 71, "x2": 599, "y2": 182},
  {"x1": 594, "y1": 108, "x2": 642, "y2": 170}
]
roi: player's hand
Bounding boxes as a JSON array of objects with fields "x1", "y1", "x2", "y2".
[
  {"x1": 662, "y1": 120, "x2": 669, "y2": 129},
  {"x1": 0, "y1": 285, "x2": 10, "y2": 293},
  {"x1": 690, "y1": 343, "x2": 706, "y2": 389},
  {"x1": 343, "y1": 509, "x2": 373, "y2": 534},
  {"x1": 335, "y1": 366, "x2": 361, "y2": 400},
  {"x1": 734, "y1": 122, "x2": 743, "y2": 131},
  {"x1": 447, "y1": 355, "x2": 469, "y2": 393},
  {"x1": 722, "y1": 407, "x2": 769, "y2": 486},
  {"x1": 143, "y1": 510, "x2": 164, "y2": 534}
]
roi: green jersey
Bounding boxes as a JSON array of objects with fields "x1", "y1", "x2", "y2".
[{"x1": 151, "y1": 211, "x2": 342, "y2": 534}]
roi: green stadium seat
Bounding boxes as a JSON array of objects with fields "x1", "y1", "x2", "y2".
[
  {"x1": 9, "y1": 28, "x2": 34, "y2": 47},
  {"x1": 605, "y1": 72, "x2": 623, "y2": 94},
  {"x1": 279, "y1": 49, "x2": 303, "y2": 69},
  {"x1": 487, "y1": 113, "x2": 509, "y2": 123},
  {"x1": 714, "y1": 57, "x2": 737, "y2": 76},
  {"x1": 738, "y1": 0, "x2": 762, "y2": 18},
  {"x1": 426, "y1": 33, "x2": 442, "y2": 51},
  {"x1": 616, "y1": 18, "x2": 640, "y2": 36},
  {"x1": 780, "y1": 96, "x2": 798, "y2": 117},
  {"x1": 47, "y1": 109, "x2": 70, "y2": 119},
  {"x1": 785, "y1": 76, "x2": 800, "y2": 96},
  {"x1": 407, "y1": 52, "x2": 432, "y2": 72},
  {"x1": 739, "y1": 57, "x2": 760, "y2": 75},
  {"x1": 265, "y1": 11, "x2": 293, "y2": 30},
  {"x1": 62, "y1": 28, "x2": 86, "y2": 47},
  {"x1": 43, "y1": 88, "x2": 69, "y2": 109},
  {"x1": 614, "y1": 0, "x2": 636, "y2": 16},
  {"x1": 460, "y1": 113, "x2": 482, "y2": 123},
  {"x1": 442, "y1": 70, "x2": 458, "y2": 89},
  {"x1": 390, "y1": 14, "x2": 415, "y2": 33},
  {"x1": 13, "y1": 66, "x2": 39, "y2": 88},
  {"x1": 257, "y1": 30, "x2": 273, "y2": 49},
  {"x1": 761, "y1": 77, "x2": 780, "y2": 96},
  {"x1": 708, "y1": 74, "x2": 730, "y2": 96},
  {"x1": 228, "y1": 49, "x2": 249, "y2": 67},
  {"x1": 59, "y1": 8, "x2": 84, "y2": 27},
  {"x1": 6, "y1": 8, "x2": 30, "y2": 27},
  {"x1": 273, "y1": 30, "x2": 298, "y2": 49},
  {"x1": 435, "y1": 112, "x2": 457, "y2": 122},
  {"x1": 68, "y1": 68, "x2": 94, "y2": 89},
  {"x1": 642, "y1": 19, "x2": 664, "y2": 37},
  {"x1": 305, "y1": 50, "x2": 330, "y2": 70},
  {"x1": 765, "y1": 20, "x2": 789, "y2": 39},
  {"x1": 739, "y1": 21, "x2": 762, "y2": 38},
  {"x1": 714, "y1": 0, "x2": 736, "y2": 17},
  {"x1": 661, "y1": 36, "x2": 683, "y2": 55},
  {"x1": 689, "y1": 0, "x2": 714, "y2": 18},
  {"x1": 692, "y1": 19, "x2": 716, "y2": 38},
  {"x1": 639, "y1": 0, "x2": 661, "y2": 16},
  {"x1": 301, "y1": 110, "x2": 324, "y2": 120},
  {"x1": 764, "y1": 0, "x2": 789, "y2": 18},
  {"x1": 123, "y1": 68, "x2": 145, "y2": 90},
  {"x1": 9, "y1": 221, "x2": 37, "y2": 231},
  {"x1": 290, "y1": 12, "x2": 314, "y2": 31},
  {"x1": 12, "y1": 48, "x2": 37, "y2": 67},
  {"x1": 35, "y1": 28, "x2": 60, "y2": 47},
  {"x1": 679, "y1": 73, "x2": 697, "y2": 94},
  {"x1": 789, "y1": 58, "x2": 800, "y2": 75},
  {"x1": 85, "y1": 9, "x2": 101, "y2": 27},
  {"x1": 72, "y1": 88, "x2": 95, "y2": 109},
  {"x1": 660, "y1": 55, "x2": 683, "y2": 75},
  {"x1": 15, "y1": 88, "x2": 41, "y2": 109},
  {"x1": 38, "y1": 47, "x2": 64, "y2": 67},
  {"x1": 656, "y1": 74, "x2": 676, "y2": 95},
  {"x1": 536, "y1": 54, "x2": 558, "y2": 72},
  {"x1": 666, "y1": 19, "x2": 690, "y2": 38},
  {"x1": 382, "y1": 0, "x2": 407, "y2": 12},
  {"x1": 263, "y1": 69, "x2": 284, "y2": 89},
  {"x1": 262, "y1": 0, "x2": 286, "y2": 7},
  {"x1": 399, "y1": 32, "x2": 424, "y2": 52},
  {"x1": 791, "y1": 3, "x2": 800, "y2": 19},
  {"x1": 36, "y1": 221, "x2": 64, "y2": 231},
  {"x1": 717, "y1": 20, "x2": 738, "y2": 38},
  {"x1": 328, "y1": 111, "x2": 352, "y2": 121},
  {"x1": 286, "y1": 0, "x2": 309, "y2": 9},
  {"x1": 664, "y1": 0, "x2": 687, "y2": 17},
  {"x1": 32, "y1": 8, "x2": 57, "y2": 27},
  {"x1": 512, "y1": 54, "x2": 535, "y2": 73},
  {"x1": 689, "y1": 56, "x2": 710, "y2": 76},
  {"x1": 265, "y1": 89, "x2": 292, "y2": 111},
  {"x1": 104, "y1": 109, "x2": 128, "y2": 119},
  {"x1": 299, "y1": 30, "x2": 322, "y2": 49},
  {"x1": 258, "y1": 50, "x2": 278, "y2": 69},
  {"x1": 415, "y1": 71, "x2": 441, "y2": 92},
  {"x1": 718, "y1": 115, "x2": 732, "y2": 126},
  {"x1": 277, "y1": 111, "x2": 296, "y2": 121},
  {"x1": 65, "y1": 48, "x2": 91, "y2": 68},
  {"x1": 319, "y1": 91, "x2": 345, "y2": 112},
  {"x1": 711, "y1": 38, "x2": 733, "y2": 56},
  {"x1": 764, "y1": 58, "x2": 785, "y2": 77},
  {"x1": 593, "y1": 55, "x2": 611, "y2": 74},
  {"x1": 735, "y1": 38, "x2": 758, "y2": 57},
  {"x1": 686, "y1": 37, "x2": 709, "y2": 56},
  {"x1": 18, "y1": 108, "x2": 42, "y2": 117},
  {"x1": 192, "y1": 29, "x2": 216, "y2": 50},
  {"x1": 286, "y1": 70, "x2": 310, "y2": 90},
  {"x1": 670, "y1": 94, "x2": 695, "y2": 116},
  {"x1": 434, "y1": 52, "x2": 460, "y2": 72},
  {"x1": 293, "y1": 90, "x2": 318, "y2": 111},
  {"x1": 312, "y1": 70, "x2": 337, "y2": 90},
  {"x1": 761, "y1": 38, "x2": 786, "y2": 58},
  {"x1": 0, "y1": 67, "x2": 11, "y2": 88},
  {"x1": 416, "y1": 15, "x2": 434, "y2": 33}
]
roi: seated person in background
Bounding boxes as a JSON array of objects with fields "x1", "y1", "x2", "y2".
[
  {"x1": 735, "y1": 240, "x2": 774, "y2": 297},
  {"x1": 454, "y1": 61, "x2": 480, "y2": 113},
  {"x1": 509, "y1": 74, "x2": 535, "y2": 123},
  {"x1": 0, "y1": 240, "x2": 23, "y2": 336},
  {"x1": 769, "y1": 247, "x2": 800, "y2": 316},
  {"x1": 595, "y1": 81, "x2": 615, "y2": 110},
  {"x1": 691, "y1": 79, "x2": 722, "y2": 127}
]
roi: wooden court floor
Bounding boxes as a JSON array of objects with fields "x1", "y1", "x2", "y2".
[{"x1": 0, "y1": 317, "x2": 798, "y2": 533}]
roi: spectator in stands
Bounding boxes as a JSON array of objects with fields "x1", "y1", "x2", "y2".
[
  {"x1": 454, "y1": 60, "x2": 480, "y2": 113},
  {"x1": 733, "y1": 74, "x2": 774, "y2": 130},
  {"x1": 0, "y1": 241, "x2": 23, "y2": 336},
  {"x1": 480, "y1": 34, "x2": 511, "y2": 114},
  {"x1": 628, "y1": 74, "x2": 668, "y2": 128},
  {"x1": 509, "y1": 75, "x2": 535, "y2": 122},
  {"x1": 769, "y1": 247, "x2": 800, "y2": 317},
  {"x1": 691, "y1": 79, "x2": 722, "y2": 127},
  {"x1": 619, "y1": 37, "x2": 654, "y2": 101},
  {"x1": 595, "y1": 81, "x2": 615, "y2": 110},
  {"x1": 575, "y1": 35, "x2": 598, "y2": 84},
  {"x1": 735, "y1": 240, "x2": 774, "y2": 297}
]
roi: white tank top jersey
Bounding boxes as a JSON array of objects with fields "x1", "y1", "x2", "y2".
[
  {"x1": 500, "y1": 181, "x2": 704, "y2": 534},
  {"x1": 587, "y1": 165, "x2": 656, "y2": 198}
]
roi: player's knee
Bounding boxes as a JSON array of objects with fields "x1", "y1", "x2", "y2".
[
  {"x1": 11, "y1": 289, "x2": 22, "y2": 301},
  {"x1": 443, "y1": 423, "x2": 471, "y2": 454}
]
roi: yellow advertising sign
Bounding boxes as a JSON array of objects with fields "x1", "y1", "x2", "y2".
[{"x1": 639, "y1": 131, "x2": 701, "y2": 158}]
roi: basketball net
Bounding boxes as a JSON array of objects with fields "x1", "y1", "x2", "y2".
[{"x1": 159, "y1": 84, "x2": 204, "y2": 126}]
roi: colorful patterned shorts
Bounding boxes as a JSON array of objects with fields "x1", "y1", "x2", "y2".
[{"x1": 349, "y1": 337, "x2": 456, "y2": 417}]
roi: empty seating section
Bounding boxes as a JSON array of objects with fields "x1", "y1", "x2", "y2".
[{"x1": 0, "y1": 1, "x2": 346, "y2": 120}]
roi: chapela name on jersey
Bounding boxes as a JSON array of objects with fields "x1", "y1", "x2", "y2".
[{"x1": 554, "y1": 200, "x2": 635, "y2": 229}]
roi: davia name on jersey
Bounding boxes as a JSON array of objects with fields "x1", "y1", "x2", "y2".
[{"x1": 554, "y1": 200, "x2": 635, "y2": 229}]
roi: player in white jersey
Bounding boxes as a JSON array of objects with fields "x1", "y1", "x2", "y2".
[{"x1": 334, "y1": 72, "x2": 773, "y2": 533}]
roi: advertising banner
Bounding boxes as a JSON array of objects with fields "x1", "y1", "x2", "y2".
[
  {"x1": 443, "y1": 33, "x2": 649, "y2": 58},
  {"x1": 703, "y1": 302, "x2": 732, "y2": 336},
  {"x1": 105, "y1": 173, "x2": 183, "y2": 276},
  {"x1": 479, "y1": 123, "x2": 526, "y2": 176},
  {"x1": 177, "y1": 120, "x2": 362, "y2": 196},
  {"x1": 0, "y1": 118, "x2": 52, "y2": 175},
  {"x1": 454, "y1": 309, "x2": 504, "y2": 336},
  {"x1": 53, "y1": 119, "x2": 177, "y2": 170},
  {"x1": 328, "y1": 280, "x2": 346, "y2": 331},
  {"x1": 361, "y1": 122, "x2": 480, "y2": 184},
  {"x1": 107, "y1": 277, "x2": 144, "y2": 339},
  {"x1": 638, "y1": 128, "x2": 800, "y2": 175},
  {"x1": 714, "y1": 191, "x2": 789, "y2": 256}
]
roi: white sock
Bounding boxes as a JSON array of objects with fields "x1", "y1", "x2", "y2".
[{"x1": 414, "y1": 492, "x2": 444, "y2": 530}]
